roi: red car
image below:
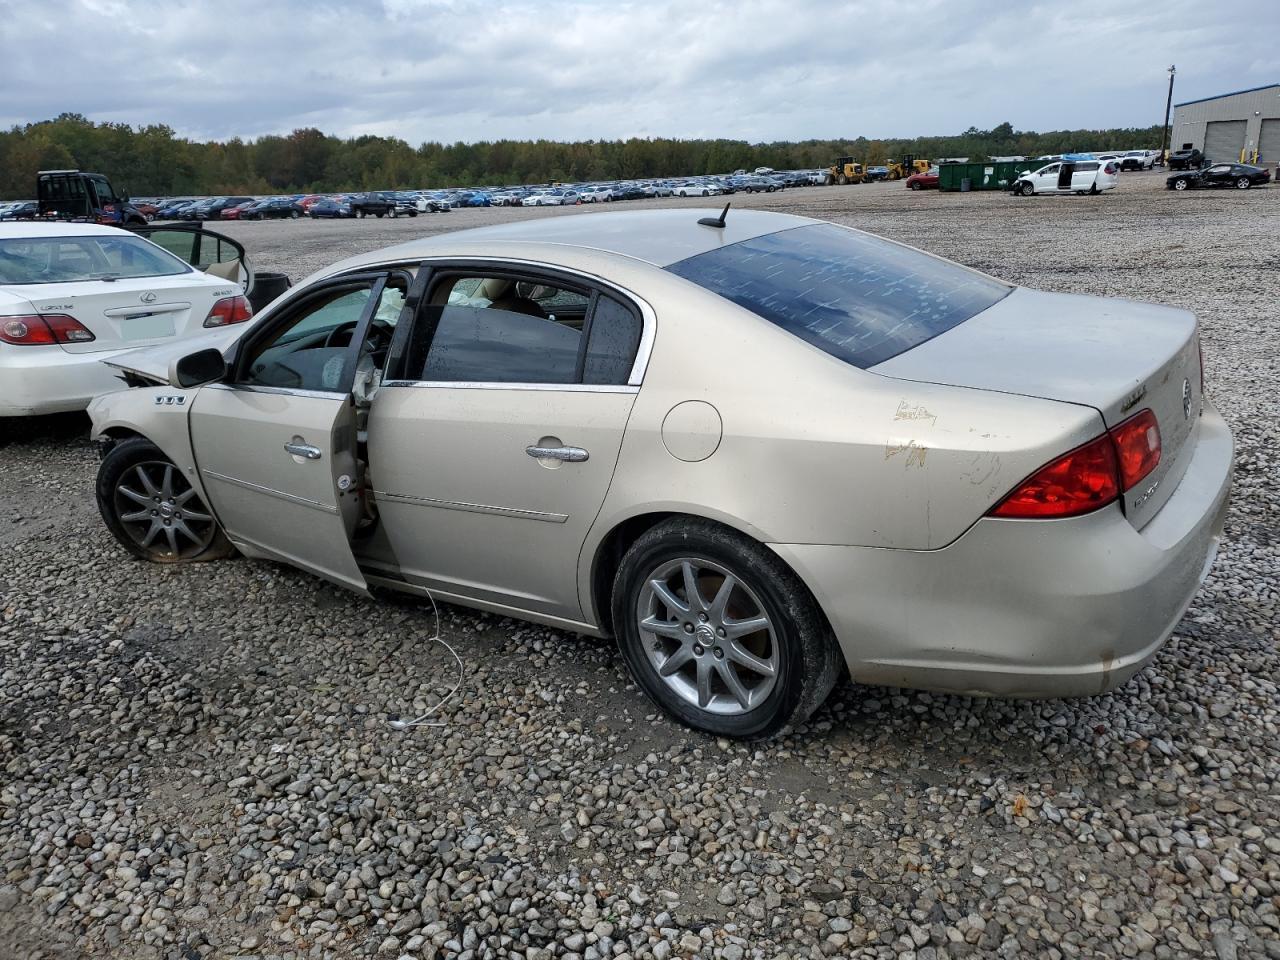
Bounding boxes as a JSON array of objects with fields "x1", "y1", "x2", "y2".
[
  {"x1": 132, "y1": 201, "x2": 160, "y2": 221},
  {"x1": 905, "y1": 168, "x2": 940, "y2": 190},
  {"x1": 219, "y1": 201, "x2": 256, "y2": 221}
]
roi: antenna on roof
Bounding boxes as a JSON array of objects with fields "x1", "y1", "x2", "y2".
[{"x1": 698, "y1": 202, "x2": 730, "y2": 228}]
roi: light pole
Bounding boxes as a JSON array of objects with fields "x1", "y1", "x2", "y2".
[{"x1": 1160, "y1": 65, "x2": 1176, "y2": 161}]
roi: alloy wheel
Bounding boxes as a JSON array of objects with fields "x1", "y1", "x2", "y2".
[
  {"x1": 113, "y1": 461, "x2": 217, "y2": 560},
  {"x1": 636, "y1": 557, "x2": 779, "y2": 715}
]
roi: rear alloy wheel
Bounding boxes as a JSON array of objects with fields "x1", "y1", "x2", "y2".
[
  {"x1": 1236, "y1": 177, "x2": 1251, "y2": 190},
  {"x1": 97, "y1": 438, "x2": 233, "y2": 563},
  {"x1": 291, "y1": 209, "x2": 301, "y2": 219},
  {"x1": 613, "y1": 519, "x2": 841, "y2": 738},
  {"x1": 911, "y1": 181, "x2": 923, "y2": 191}
]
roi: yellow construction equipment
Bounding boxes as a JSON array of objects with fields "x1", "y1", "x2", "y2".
[
  {"x1": 825, "y1": 157, "x2": 866, "y2": 185},
  {"x1": 884, "y1": 156, "x2": 932, "y2": 181}
]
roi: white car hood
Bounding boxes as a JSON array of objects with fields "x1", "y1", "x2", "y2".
[{"x1": 99, "y1": 326, "x2": 244, "y2": 384}]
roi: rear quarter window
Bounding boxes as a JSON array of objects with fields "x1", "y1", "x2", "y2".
[{"x1": 666, "y1": 223, "x2": 1010, "y2": 368}]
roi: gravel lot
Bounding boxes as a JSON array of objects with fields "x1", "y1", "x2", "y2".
[{"x1": 2, "y1": 172, "x2": 1277, "y2": 960}]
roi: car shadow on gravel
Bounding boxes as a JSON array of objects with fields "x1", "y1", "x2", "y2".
[{"x1": 0, "y1": 412, "x2": 91, "y2": 447}]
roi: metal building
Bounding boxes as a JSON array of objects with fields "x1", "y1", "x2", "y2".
[{"x1": 1170, "y1": 83, "x2": 1280, "y2": 166}]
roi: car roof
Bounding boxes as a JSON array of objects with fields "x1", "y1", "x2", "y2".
[
  {"x1": 0, "y1": 222, "x2": 131, "y2": 239},
  {"x1": 342, "y1": 208, "x2": 819, "y2": 270}
]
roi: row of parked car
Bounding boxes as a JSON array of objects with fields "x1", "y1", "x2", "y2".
[{"x1": 132, "y1": 169, "x2": 826, "y2": 223}]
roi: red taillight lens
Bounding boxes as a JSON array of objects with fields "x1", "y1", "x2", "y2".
[
  {"x1": 1110, "y1": 409, "x2": 1161, "y2": 491},
  {"x1": 0, "y1": 314, "x2": 95, "y2": 346},
  {"x1": 990, "y1": 434, "x2": 1121, "y2": 519},
  {"x1": 203, "y1": 295, "x2": 253, "y2": 327},
  {"x1": 990, "y1": 408, "x2": 1163, "y2": 519}
]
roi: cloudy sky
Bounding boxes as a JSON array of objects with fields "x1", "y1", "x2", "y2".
[{"x1": 3, "y1": 0, "x2": 1275, "y2": 144}]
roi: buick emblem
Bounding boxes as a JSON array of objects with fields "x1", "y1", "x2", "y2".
[
  {"x1": 1182, "y1": 378, "x2": 1192, "y2": 420},
  {"x1": 140, "y1": 291, "x2": 157, "y2": 304}
]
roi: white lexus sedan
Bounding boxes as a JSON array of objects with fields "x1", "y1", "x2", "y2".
[
  {"x1": 0, "y1": 223, "x2": 255, "y2": 417},
  {"x1": 86, "y1": 210, "x2": 1232, "y2": 738}
]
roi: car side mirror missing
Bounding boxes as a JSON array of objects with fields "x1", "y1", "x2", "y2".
[{"x1": 171, "y1": 348, "x2": 227, "y2": 388}]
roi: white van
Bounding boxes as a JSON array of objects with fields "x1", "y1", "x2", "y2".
[{"x1": 1014, "y1": 159, "x2": 1119, "y2": 196}]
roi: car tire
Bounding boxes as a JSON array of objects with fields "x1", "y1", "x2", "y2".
[
  {"x1": 96, "y1": 437, "x2": 234, "y2": 565},
  {"x1": 911, "y1": 182, "x2": 922, "y2": 191},
  {"x1": 1236, "y1": 177, "x2": 1251, "y2": 190},
  {"x1": 1174, "y1": 179, "x2": 1189, "y2": 191},
  {"x1": 612, "y1": 518, "x2": 842, "y2": 738}
]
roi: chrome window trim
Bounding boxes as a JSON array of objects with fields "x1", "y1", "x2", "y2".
[
  {"x1": 205, "y1": 383, "x2": 346, "y2": 402},
  {"x1": 331, "y1": 255, "x2": 657, "y2": 387},
  {"x1": 378, "y1": 380, "x2": 638, "y2": 394}
]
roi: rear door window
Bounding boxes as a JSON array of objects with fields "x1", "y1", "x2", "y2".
[
  {"x1": 401, "y1": 272, "x2": 644, "y2": 386},
  {"x1": 666, "y1": 223, "x2": 1009, "y2": 369}
]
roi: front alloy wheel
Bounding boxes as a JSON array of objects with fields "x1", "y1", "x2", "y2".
[
  {"x1": 1174, "y1": 178, "x2": 1189, "y2": 191},
  {"x1": 97, "y1": 437, "x2": 233, "y2": 563},
  {"x1": 1236, "y1": 177, "x2": 1251, "y2": 189}
]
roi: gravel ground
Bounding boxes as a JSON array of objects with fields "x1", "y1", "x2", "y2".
[{"x1": 1, "y1": 172, "x2": 1277, "y2": 960}]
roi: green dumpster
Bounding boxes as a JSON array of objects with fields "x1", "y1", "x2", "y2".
[{"x1": 939, "y1": 160, "x2": 1044, "y2": 192}]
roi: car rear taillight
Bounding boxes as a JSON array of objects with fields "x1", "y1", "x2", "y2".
[
  {"x1": 203, "y1": 295, "x2": 253, "y2": 327},
  {"x1": 989, "y1": 434, "x2": 1120, "y2": 519},
  {"x1": 1110, "y1": 409, "x2": 1161, "y2": 490},
  {"x1": 0, "y1": 314, "x2": 95, "y2": 346},
  {"x1": 989, "y1": 408, "x2": 1162, "y2": 519}
]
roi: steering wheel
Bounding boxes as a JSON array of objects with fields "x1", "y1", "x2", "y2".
[{"x1": 322, "y1": 319, "x2": 393, "y2": 352}]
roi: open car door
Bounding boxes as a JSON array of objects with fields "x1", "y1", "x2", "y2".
[
  {"x1": 183, "y1": 271, "x2": 408, "y2": 595},
  {"x1": 131, "y1": 224, "x2": 256, "y2": 303}
]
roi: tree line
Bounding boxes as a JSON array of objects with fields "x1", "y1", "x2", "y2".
[{"x1": 0, "y1": 114, "x2": 1166, "y2": 200}]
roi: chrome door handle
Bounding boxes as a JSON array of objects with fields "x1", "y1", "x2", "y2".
[
  {"x1": 284, "y1": 440, "x2": 322, "y2": 460},
  {"x1": 525, "y1": 444, "x2": 589, "y2": 463}
]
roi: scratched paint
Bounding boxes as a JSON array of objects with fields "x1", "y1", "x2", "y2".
[
  {"x1": 884, "y1": 439, "x2": 929, "y2": 468},
  {"x1": 894, "y1": 400, "x2": 938, "y2": 426}
]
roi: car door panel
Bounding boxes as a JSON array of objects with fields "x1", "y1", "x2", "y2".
[
  {"x1": 191, "y1": 386, "x2": 367, "y2": 593},
  {"x1": 366, "y1": 385, "x2": 635, "y2": 618},
  {"x1": 182, "y1": 273, "x2": 400, "y2": 594}
]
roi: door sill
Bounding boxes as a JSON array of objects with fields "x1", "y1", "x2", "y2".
[{"x1": 362, "y1": 571, "x2": 607, "y2": 639}]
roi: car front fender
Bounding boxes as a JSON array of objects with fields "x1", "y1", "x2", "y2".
[{"x1": 88, "y1": 385, "x2": 212, "y2": 513}]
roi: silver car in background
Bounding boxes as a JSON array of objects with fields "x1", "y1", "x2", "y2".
[{"x1": 89, "y1": 209, "x2": 1232, "y2": 737}]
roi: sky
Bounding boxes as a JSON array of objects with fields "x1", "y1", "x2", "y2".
[{"x1": 2, "y1": 0, "x2": 1275, "y2": 144}]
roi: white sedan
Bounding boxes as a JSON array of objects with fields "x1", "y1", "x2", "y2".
[
  {"x1": 674, "y1": 182, "x2": 722, "y2": 197},
  {"x1": 0, "y1": 223, "x2": 255, "y2": 417}
]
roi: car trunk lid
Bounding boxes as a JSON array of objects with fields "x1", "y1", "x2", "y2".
[
  {"x1": 870, "y1": 287, "x2": 1203, "y2": 529},
  {"x1": 22, "y1": 273, "x2": 236, "y2": 355}
]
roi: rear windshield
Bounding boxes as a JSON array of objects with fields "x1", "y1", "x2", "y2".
[
  {"x1": 666, "y1": 223, "x2": 1010, "y2": 368},
  {"x1": 0, "y1": 235, "x2": 192, "y2": 284}
]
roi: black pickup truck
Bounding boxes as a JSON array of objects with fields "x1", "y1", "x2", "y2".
[{"x1": 348, "y1": 191, "x2": 416, "y2": 218}]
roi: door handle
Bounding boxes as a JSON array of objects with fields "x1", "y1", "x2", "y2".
[
  {"x1": 525, "y1": 444, "x2": 589, "y2": 463},
  {"x1": 284, "y1": 440, "x2": 322, "y2": 460}
]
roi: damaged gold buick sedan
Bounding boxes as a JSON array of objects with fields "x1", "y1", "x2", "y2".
[{"x1": 89, "y1": 209, "x2": 1232, "y2": 737}]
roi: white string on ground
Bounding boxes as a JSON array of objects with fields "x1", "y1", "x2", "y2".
[{"x1": 387, "y1": 589, "x2": 464, "y2": 730}]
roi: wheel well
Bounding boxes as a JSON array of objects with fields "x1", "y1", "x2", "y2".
[
  {"x1": 590, "y1": 512, "x2": 677, "y2": 637},
  {"x1": 97, "y1": 426, "x2": 145, "y2": 453},
  {"x1": 588, "y1": 511, "x2": 830, "y2": 641}
]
